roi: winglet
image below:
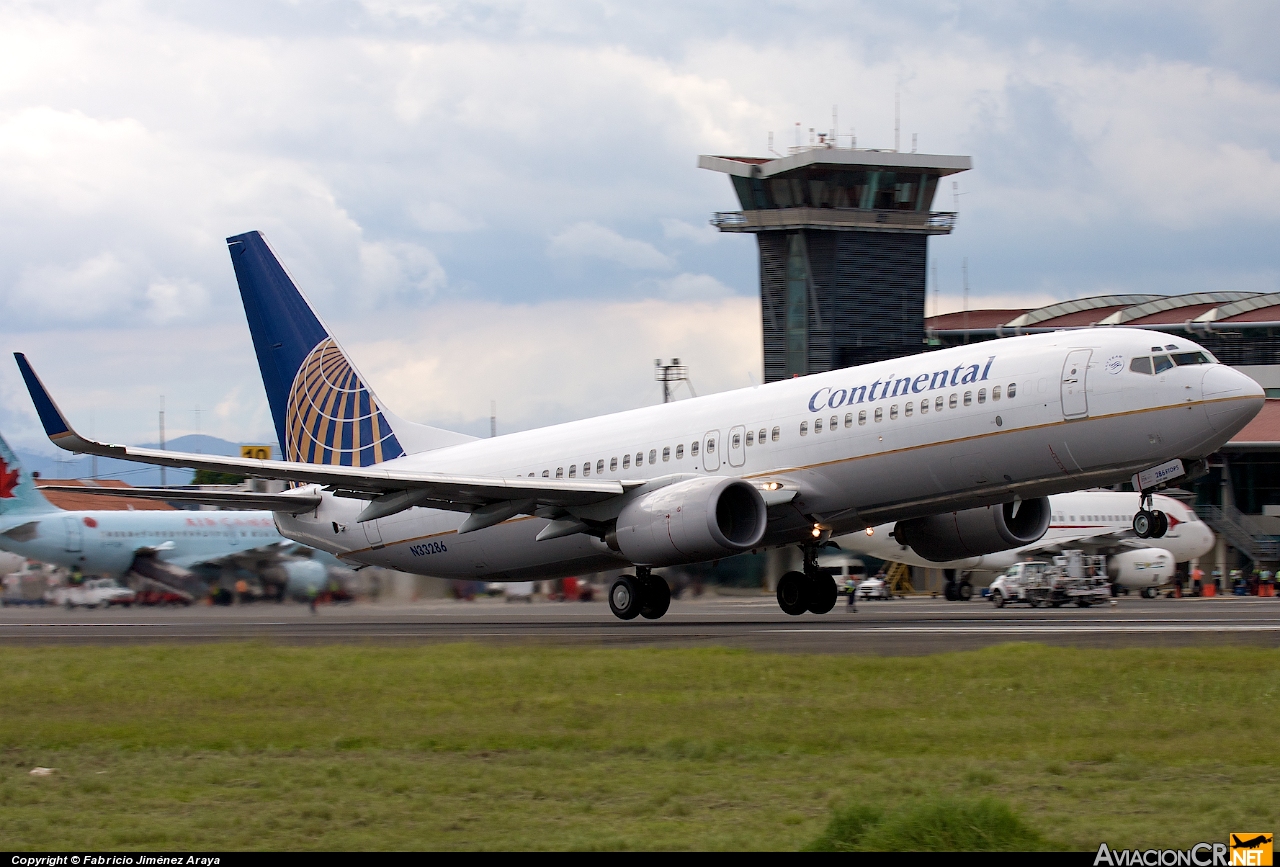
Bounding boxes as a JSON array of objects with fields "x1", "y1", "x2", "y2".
[{"x1": 13, "y1": 353, "x2": 74, "y2": 440}]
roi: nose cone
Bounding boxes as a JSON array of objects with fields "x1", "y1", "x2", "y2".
[{"x1": 1202, "y1": 366, "x2": 1264, "y2": 433}]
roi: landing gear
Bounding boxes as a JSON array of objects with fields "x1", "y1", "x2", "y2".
[
  {"x1": 957, "y1": 580, "x2": 974, "y2": 602},
  {"x1": 1140, "y1": 587, "x2": 1156, "y2": 599},
  {"x1": 609, "y1": 567, "x2": 672, "y2": 621},
  {"x1": 775, "y1": 545, "x2": 839, "y2": 616},
  {"x1": 943, "y1": 570, "x2": 972, "y2": 602},
  {"x1": 1133, "y1": 492, "x2": 1168, "y2": 539}
]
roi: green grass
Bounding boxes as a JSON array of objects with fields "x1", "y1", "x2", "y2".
[{"x1": 0, "y1": 642, "x2": 1276, "y2": 850}]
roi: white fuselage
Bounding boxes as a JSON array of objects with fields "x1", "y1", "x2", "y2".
[
  {"x1": 0, "y1": 510, "x2": 284, "y2": 578},
  {"x1": 840, "y1": 490, "x2": 1214, "y2": 586},
  {"x1": 273, "y1": 328, "x2": 1261, "y2": 582}
]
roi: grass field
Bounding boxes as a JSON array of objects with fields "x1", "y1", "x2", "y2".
[{"x1": 0, "y1": 642, "x2": 1276, "y2": 850}]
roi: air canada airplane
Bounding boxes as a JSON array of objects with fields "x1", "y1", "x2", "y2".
[
  {"x1": 840, "y1": 489, "x2": 1214, "y2": 599},
  {"x1": 14, "y1": 231, "x2": 1265, "y2": 621}
]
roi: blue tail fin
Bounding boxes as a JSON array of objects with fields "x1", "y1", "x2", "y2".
[
  {"x1": 0, "y1": 431, "x2": 58, "y2": 518},
  {"x1": 227, "y1": 231, "x2": 472, "y2": 466}
]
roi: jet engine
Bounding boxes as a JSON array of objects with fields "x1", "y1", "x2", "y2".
[
  {"x1": 894, "y1": 498, "x2": 1051, "y2": 562},
  {"x1": 1107, "y1": 548, "x2": 1174, "y2": 590},
  {"x1": 608, "y1": 476, "x2": 768, "y2": 566}
]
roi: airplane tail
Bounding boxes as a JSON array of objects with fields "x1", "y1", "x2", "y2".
[
  {"x1": 0, "y1": 430, "x2": 59, "y2": 518},
  {"x1": 226, "y1": 231, "x2": 473, "y2": 467}
]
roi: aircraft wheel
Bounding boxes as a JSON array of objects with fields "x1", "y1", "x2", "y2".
[
  {"x1": 1133, "y1": 510, "x2": 1153, "y2": 539},
  {"x1": 943, "y1": 581, "x2": 958, "y2": 601},
  {"x1": 776, "y1": 571, "x2": 809, "y2": 616},
  {"x1": 1076, "y1": 597, "x2": 1091, "y2": 608},
  {"x1": 806, "y1": 572, "x2": 837, "y2": 615},
  {"x1": 1150, "y1": 510, "x2": 1168, "y2": 538},
  {"x1": 957, "y1": 580, "x2": 973, "y2": 602},
  {"x1": 1140, "y1": 587, "x2": 1156, "y2": 599},
  {"x1": 992, "y1": 591, "x2": 1005, "y2": 608},
  {"x1": 1029, "y1": 596, "x2": 1042, "y2": 608},
  {"x1": 609, "y1": 575, "x2": 643, "y2": 621},
  {"x1": 639, "y1": 575, "x2": 671, "y2": 620}
]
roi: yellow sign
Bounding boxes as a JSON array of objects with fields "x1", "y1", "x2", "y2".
[
  {"x1": 240, "y1": 445, "x2": 273, "y2": 461},
  {"x1": 1231, "y1": 834, "x2": 1273, "y2": 867}
]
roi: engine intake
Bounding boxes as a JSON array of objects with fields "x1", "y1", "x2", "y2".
[
  {"x1": 609, "y1": 477, "x2": 768, "y2": 566},
  {"x1": 894, "y1": 497, "x2": 1051, "y2": 562}
]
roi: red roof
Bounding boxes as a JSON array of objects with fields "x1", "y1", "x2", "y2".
[
  {"x1": 1228, "y1": 400, "x2": 1280, "y2": 446},
  {"x1": 926, "y1": 309, "x2": 1025, "y2": 330},
  {"x1": 33, "y1": 478, "x2": 176, "y2": 511},
  {"x1": 1216, "y1": 305, "x2": 1280, "y2": 323},
  {"x1": 1125, "y1": 302, "x2": 1222, "y2": 325}
]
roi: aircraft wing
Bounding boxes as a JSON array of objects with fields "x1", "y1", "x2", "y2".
[
  {"x1": 37, "y1": 485, "x2": 322, "y2": 514},
  {"x1": 16, "y1": 353, "x2": 635, "y2": 524}
]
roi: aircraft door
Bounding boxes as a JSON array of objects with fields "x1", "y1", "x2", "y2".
[
  {"x1": 1061, "y1": 349, "x2": 1092, "y2": 419},
  {"x1": 63, "y1": 516, "x2": 82, "y2": 552},
  {"x1": 727, "y1": 425, "x2": 746, "y2": 468},
  {"x1": 363, "y1": 518, "x2": 385, "y2": 550},
  {"x1": 703, "y1": 430, "x2": 721, "y2": 472}
]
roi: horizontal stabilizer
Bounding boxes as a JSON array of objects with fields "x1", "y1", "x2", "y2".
[{"x1": 36, "y1": 485, "x2": 322, "y2": 515}]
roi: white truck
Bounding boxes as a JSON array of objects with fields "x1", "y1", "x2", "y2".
[
  {"x1": 50, "y1": 578, "x2": 137, "y2": 609},
  {"x1": 988, "y1": 552, "x2": 1111, "y2": 609}
]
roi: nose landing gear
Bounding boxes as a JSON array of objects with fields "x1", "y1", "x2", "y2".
[
  {"x1": 1132, "y1": 492, "x2": 1169, "y2": 539},
  {"x1": 776, "y1": 544, "x2": 839, "y2": 616}
]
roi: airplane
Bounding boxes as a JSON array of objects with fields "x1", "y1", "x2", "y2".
[
  {"x1": 13, "y1": 230, "x2": 1265, "y2": 621},
  {"x1": 0, "y1": 430, "x2": 303, "y2": 596},
  {"x1": 839, "y1": 489, "x2": 1214, "y2": 599}
]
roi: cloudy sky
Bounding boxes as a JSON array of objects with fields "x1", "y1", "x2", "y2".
[{"x1": 2, "y1": 0, "x2": 1279, "y2": 458}]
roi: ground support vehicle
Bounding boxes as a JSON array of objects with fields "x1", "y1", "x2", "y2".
[
  {"x1": 854, "y1": 575, "x2": 892, "y2": 600},
  {"x1": 989, "y1": 553, "x2": 1111, "y2": 609},
  {"x1": 49, "y1": 579, "x2": 136, "y2": 609}
]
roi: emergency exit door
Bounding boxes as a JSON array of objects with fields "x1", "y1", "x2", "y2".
[{"x1": 1061, "y1": 349, "x2": 1092, "y2": 419}]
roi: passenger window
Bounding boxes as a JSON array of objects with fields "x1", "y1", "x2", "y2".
[
  {"x1": 569, "y1": 465, "x2": 577, "y2": 478},
  {"x1": 904, "y1": 402, "x2": 913, "y2": 417},
  {"x1": 920, "y1": 399, "x2": 928, "y2": 415},
  {"x1": 610, "y1": 457, "x2": 617, "y2": 471},
  {"x1": 705, "y1": 440, "x2": 715, "y2": 454},
  {"x1": 949, "y1": 394, "x2": 958, "y2": 409},
  {"x1": 963, "y1": 391, "x2": 972, "y2": 406},
  {"x1": 583, "y1": 461, "x2": 590, "y2": 476},
  {"x1": 978, "y1": 388, "x2": 986, "y2": 404},
  {"x1": 622, "y1": 454, "x2": 630, "y2": 469},
  {"x1": 556, "y1": 467, "x2": 564, "y2": 479},
  {"x1": 662, "y1": 447, "x2": 670, "y2": 462},
  {"x1": 844, "y1": 412, "x2": 852, "y2": 428},
  {"x1": 935, "y1": 396, "x2": 943, "y2": 411},
  {"x1": 636, "y1": 452, "x2": 644, "y2": 466},
  {"x1": 759, "y1": 428, "x2": 767, "y2": 443},
  {"x1": 1130, "y1": 357, "x2": 1153, "y2": 375},
  {"x1": 542, "y1": 470, "x2": 549, "y2": 478},
  {"x1": 731, "y1": 433, "x2": 740, "y2": 449},
  {"x1": 1153, "y1": 354, "x2": 1173, "y2": 374},
  {"x1": 800, "y1": 421, "x2": 809, "y2": 435},
  {"x1": 874, "y1": 408, "x2": 883, "y2": 422},
  {"x1": 889, "y1": 405, "x2": 898, "y2": 420},
  {"x1": 596, "y1": 459, "x2": 604, "y2": 474},
  {"x1": 649, "y1": 448, "x2": 658, "y2": 463},
  {"x1": 691, "y1": 441, "x2": 700, "y2": 456},
  {"x1": 992, "y1": 386, "x2": 1001, "y2": 400},
  {"x1": 771, "y1": 426, "x2": 780, "y2": 441},
  {"x1": 746, "y1": 430, "x2": 754, "y2": 446},
  {"x1": 1008, "y1": 382, "x2": 1017, "y2": 398},
  {"x1": 676, "y1": 444, "x2": 684, "y2": 459},
  {"x1": 858, "y1": 410, "x2": 866, "y2": 425},
  {"x1": 830, "y1": 415, "x2": 837, "y2": 431},
  {"x1": 814, "y1": 418, "x2": 822, "y2": 433}
]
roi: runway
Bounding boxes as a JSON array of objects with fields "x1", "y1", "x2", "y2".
[{"x1": 2, "y1": 594, "x2": 1279, "y2": 654}]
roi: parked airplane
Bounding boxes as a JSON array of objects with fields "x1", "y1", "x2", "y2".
[
  {"x1": 840, "y1": 490, "x2": 1213, "y2": 599},
  {"x1": 14, "y1": 231, "x2": 1265, "y2": 620},
  {"x1": 0, "y1": 430, "x2": 287, "y2": 588}
]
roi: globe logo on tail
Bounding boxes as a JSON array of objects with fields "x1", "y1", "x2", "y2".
[{"x1": 285, "y1": 338, "x2": 403, "y2": 467}]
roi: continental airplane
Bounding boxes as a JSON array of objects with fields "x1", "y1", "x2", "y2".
[
  {"x1": 0, "y1": 430, "x2": 284, "y2": 582},
  {"x1": 13, "y1": 231, "x2": 1265, "y2": 621},
  {"x1": 840, "y1": 489, "x2": 1214, "y2": 599}
]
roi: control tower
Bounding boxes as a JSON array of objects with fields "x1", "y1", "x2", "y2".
[{"x1": 699, "y1": 145, "x2": 971, "y2": 381}]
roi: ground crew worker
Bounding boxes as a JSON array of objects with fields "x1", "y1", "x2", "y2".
[{"x1": 307, "y1": 584, "x2": 318, "y2": 614}]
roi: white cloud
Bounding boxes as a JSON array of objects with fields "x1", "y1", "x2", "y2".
[
  {"x1": 547, "y1": 222, "x2": 674, "y2": 270},
  {"x1": 358, "y1": 240, "x2": 447, "y2": 304},
  {"x1": 653, "y1": 272, "x2": 734, "y2": 301},
  {"x1": 661, "y1": 218, "x2": 719, "y2": 245}
]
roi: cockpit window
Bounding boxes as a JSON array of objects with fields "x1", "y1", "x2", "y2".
[
  {"x1": 1172, "y1": 351, "x2": 1210, "y2": 366},
  {"x1": 1130, "y1": 356, "x2": 1153, "y2": 375},
  {"x1": 1153, "y1": 354, "x2": 1174, "y2": 374}
]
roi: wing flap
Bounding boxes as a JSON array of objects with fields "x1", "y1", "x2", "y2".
[{"x1": 36, "y1": 485, "x2": 322, "y2": 514}]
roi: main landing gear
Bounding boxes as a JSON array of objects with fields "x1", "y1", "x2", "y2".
[
  {"x1": 1132, "y1": 492, "x2": 1169, "y2": 539},
  {"x1": 943, "y1": 569, "x2": 974, "y2": 602},
  {"x1": 609, "y1": 567, "x2": 671, "y2": 621},
  {"x1": 776, "y1": 544, "x2": 839, "y2": 616}
]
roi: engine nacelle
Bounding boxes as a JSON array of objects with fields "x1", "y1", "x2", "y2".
[
  {"x1": 1107, "y1": 548, "x2": 1175, "y2": 589},
  {"x1": 894, "y1": 497, "x2": 1051, "y2": 562},
  {"x1": 610, "y1": 477, "x2": 768, "y2": 566}
]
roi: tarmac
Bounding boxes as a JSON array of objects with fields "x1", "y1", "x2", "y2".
[{"x1": 2, "y1": 593, "x2": 1278, "y2": 654}]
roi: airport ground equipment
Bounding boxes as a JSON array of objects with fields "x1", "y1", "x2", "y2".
[
  {"x1": 50, "y1": 578, "x2": 135, "y2": 609},
  {"x1": 988, "y1": 552, "x2": 1110, "y2": 608},
  {"x1": 854, "y1": 574, "x2": 892, "y2": 600}
]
